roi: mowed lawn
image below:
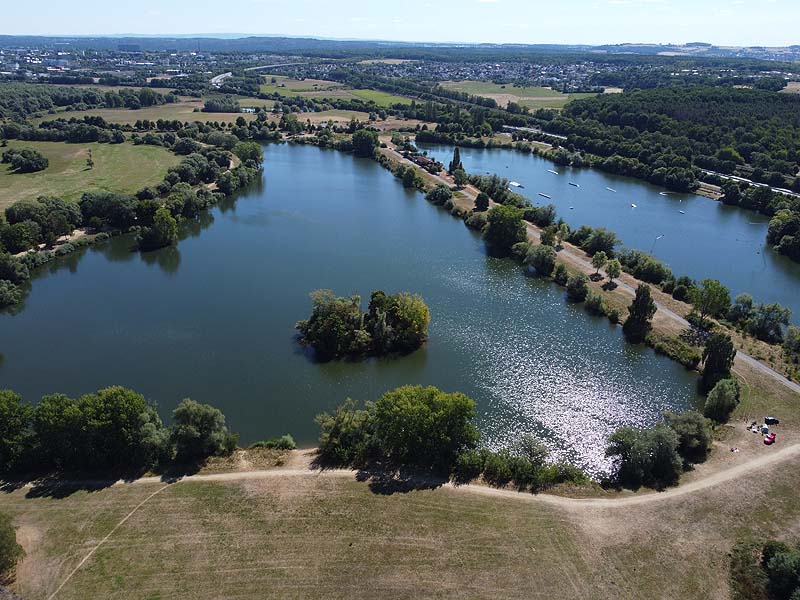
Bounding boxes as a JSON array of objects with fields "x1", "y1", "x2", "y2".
[
  {"x1": 4, "y1": 453, "x2": 800, "y2": 599},
  {"x1": 33, "y1": 100, "x2": 259, "y2": 127},
  {"x1": 441, "y1": 80, "x2": 596, "y2": 109},
  {"x1": 0, "y1": 141, "x2": 180, "y2": 209}
]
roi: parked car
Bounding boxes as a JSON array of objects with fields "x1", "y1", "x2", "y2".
[
  {"x1": 765, "y1": 416, "x2": 780, "y2": 425},
  {"x1": 764, "y1": 433, "x2": 777, "y2": 445}
]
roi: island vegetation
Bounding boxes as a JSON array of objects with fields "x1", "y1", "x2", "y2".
[{"x1": 296, "y1": 289, "x2": 431, "y2": 360}]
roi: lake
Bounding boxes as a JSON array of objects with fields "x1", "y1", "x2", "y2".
[
  {"x1": 421, "y1": 143, "x2": 800, "y2": 321},
  {"x1": 0, "y1": 143, "x2": 701, "y2": 477}
]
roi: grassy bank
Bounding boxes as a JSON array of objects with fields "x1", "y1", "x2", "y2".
[{"x1": 0, "y1": 141, "x2": 181, "y2": 210}]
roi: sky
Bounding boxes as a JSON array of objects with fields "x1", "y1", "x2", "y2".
[{"x1": 2, "y1": 0, "x2": 797, "y2": 47}]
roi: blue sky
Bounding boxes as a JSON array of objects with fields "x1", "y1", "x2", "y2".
[{"x1": 2, "y1": 0, "x2": 797, "y2": 46}]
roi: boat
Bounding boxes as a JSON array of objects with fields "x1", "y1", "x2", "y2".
[
  {"x1": 659, "y1": 192, "x2": 671, "y2": 196},
  {"x1": 679, "y1": 210, "x2": 686, "y2": 214},
  {"x1": 631, "y1": 203, "x2": 637, "y2": 208},
  {"x1": 547, "y1": 169, "x2": 559, "y2": 175},
  {"x1": 538, "y1": 193, "x2": 552, "y2": 199},
  {"x1": 606, "y1": 187, "x2": 617, "y2": 193},
  {"x1": 569, "y1": 182, "x2": 580, "y2": 187},
  {"x1": 569, "y1": 206, "x2": 574, "y2": 210},
  {"x1": 509, "y1": 181, "x2": 524, "y2": 188}
]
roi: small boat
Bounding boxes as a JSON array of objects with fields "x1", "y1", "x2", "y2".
[
  {"x1": 606, "y1": 187, "x2": 617, "y2": 193},
  {"x1": 538, "y1": 193, "x2": 552, "y2": 199},
  {"x1": 679, "y1": 210, "x2": 686, "y2": 214},
  {"x1": 509, "y1": 181, "x2": 523, "y2": 188},
  {"x1": 631, "y1": 203, "x2": 637, "y2": 208},
  {"x1": 547, "y1": 169, "x2": 559, "y2": 175},
  {"x1": 569, "y1": 206, "x2": 574, "y2": 210},
  {"x1": 569, "y1": 182, "x2": 580, "y2": 187},
  {"x1": 659, "y1": 192, "x2": 671, "y2": 196}
]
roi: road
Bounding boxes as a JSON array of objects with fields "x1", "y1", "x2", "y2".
[
  {"x1": 385, "y1": 145, "x2": 800, "y2": 396},
  {"x1": 210, "y1": 72, "x2": 232, "y2": 88}
]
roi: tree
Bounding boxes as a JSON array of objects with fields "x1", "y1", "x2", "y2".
[
  {"x1": 171, "y1": 399, "x2": 238, "y2": 462},
  {"x1": 86, "y1": 149, "x2": 94, "y2": 170},
  {"x1": 566, "y1": 273, "x2": 589, "y2": 302},
  {"x1": 701, "y1": 333, "x2": 737, "y2": 394},
  {"x1": 525, "y1": 245, "x2": 556, "y2": 276},
  {"x1": 425, "y1": 184, "x2": 452, "y2": 206},
  {"x1": 664, "y1": 411, "x2": 713, "y2": 464},
  {"x1": 474, "y1": 192, "x2": 490, "y2": 212},
  {"x1": 2, "y1": 148, "x2": 48, "y2": 173},
  {"x1": 747, "y1": 303, "x2": 792, "y2": 344},
  {"x1": 606, "y1": 424, "x2": 682, "y2": 488},
  {"x1": 233, "y1": 141, "x2": 264, "y2": 165},
  {"x1": 606, "y1": 258, "x2": 622, "y2": 284},
  {"x1": 0, "y1": 390, "x2": 32, "y2": 474},
  {"x1": 592, "y1": 250, "x2": 608, "y2": 275},
  {"x1": 371, "y1": 385, "x2": 479, "y2": 471},
  {"x1": 703, "y1": 378, "x2": 741, "y2": 423},
  {"x1": 352, "y1": 129, "x2": 379, "y2": 157},
  {"x1": 555, "y1": 222, "x2": 569, "y2": 249},
  {"x1": 690, "y1": 279, "x2": 731, "y2": 326},
  {"x1": 452, "y1": 168, "x2": 468, "y2": 188},
  {"x1": 448, "y1": 147, "x2": 463, "y2": 173},
  {"x1": 483, "y1": 205, "x2": 526, "y2": 255},
  {"x1": 623, "y1": 284, "x2": 657, "y2": 343},
  {"x1": 583, "y1": 227, "x2": 618, "y2": 256},
  {"x1": 138, "y1": 207, "x2": 178, "y2": 251},
  {"x1": 0, "y1": 512, "x2": 24, "y2": 578}
]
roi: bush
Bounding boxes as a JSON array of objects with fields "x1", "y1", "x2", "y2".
[
  {"x1": 608, "y1": 308, "x2": 621, "y2": 324},
  {"x1": 566, "y1": 273, "x2": 589, "y2": 302},
  {"x1": 452, "y1": 449, "x2": 486, "y2": 483},
  {"x1": 525, "y1": 244, "x2": 557, "y2": 276},
  {"x1": 465, "y1": 211, "x2": 488, "y2": 231},
  {"x1": 0, "y1": 512, "x2": 24, "y2": 578},
  {"x1": 704, "y1": 378, "x2": 741, "y2": 424},
  {"x1": 171, "y1": 399, "x2": 238, "y2": 463},
  {"x1": 510, "y1": 241, "x2": 532, "y2": 261},
  {"x1": 606, "y1": 424, "x2": 682, "y2": 488},
  {"x1": 250, "y1": 434, "x2": 296, "y2": 450},
  {"x1": 425, "y1": 184, "x2": 452, "y2": 206},
  {"x1": 0, "y1": 280, "x2": 22, "y2": 309},
  {"x1": 664, "y1": 411, "x2": 713, "y2": 465},
  {"x1": 553, "y1": 263, "x2": 569, "y2": 286},
  {"x1": 483, "y1": 450, "x2": 513, "y2": 486},
  {"x1": 585, "y1": 292, "x2": 605, "y2": 316}
]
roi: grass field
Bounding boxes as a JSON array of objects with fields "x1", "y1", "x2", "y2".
[
  {"x1": 260, "y1": 77, "x2": 412, "y2": 107},
  {"x1": 260, "y1": 75, "x2": 344, "y2": 95},
  {"x1": 0, "y1": 141, "x2": 180, "y2": 209},
  {"x1": 440, "y1": 80, "x2": 596, "y2": 109},
  {"x1": 33, "y1": 100, "x2": 259, "y2": 127},
  {"x1": 3, "y1": 445, "x2": 800, "y2": 600}
]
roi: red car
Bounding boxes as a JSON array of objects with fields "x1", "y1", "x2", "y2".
[{"x1": 764, "y1": 433, "x2": 777, "y2": 445}]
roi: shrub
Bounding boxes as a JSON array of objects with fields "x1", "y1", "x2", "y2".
[
  {"x1": 553, "y1": 263, "x2": 569, "y2": 286},
  {"x1": 510, "y1": 241, "x2": 532, "y2": 261},
  {"x1": 482, "y1": 450, "x2": 513, "y2": 486},
  {"x1": 0, "y1": 512, "x2": 24, "y2": 578},
  {"x1": 585, "y1": 292, "x2": 605, "y2": 316},
  {"x1": 664, "y1": 411, "x2": 713, "y2": 464},
  {"x1": 608, "y1": 308, "x2": 621, "y2": 324},
  {"x1": 452, "y1": 449, "x2": 486, "y2": 483},
  {"x1": 250, "y1": 434, "x2": 296, "y2": 450},
  {"x1": 525, "y1": 245, "x2": 557, "y2": 276},
  {"x1": 465, "y1": 211, "x2": 488, "y2": 231},
  {"x1": 672, "y1": 285, "x2": 689, "y2": 301},
  {"x1": 425, "y1": 184, "x2": 452, "y2": 206},
  {"x1": 0, "y1": 280, "x2": 22, "y2": 308},
  {"x1": 171, "y1": 399, "x2": 238, "y2": 463},
  {"x1": 606, "y1": 424, "x2": 682, "y2": 488},
  {"x1": 566, "y1": 273, "x2": 589, "y2": 302}
]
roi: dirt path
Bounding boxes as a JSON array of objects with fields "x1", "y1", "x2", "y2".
[{"x1": 384, "y1": 145, "x2": 800, "y2": 396}]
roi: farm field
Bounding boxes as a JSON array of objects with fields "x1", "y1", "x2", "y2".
[
  {"x1": 33, "y1": 100, "x2": 259, "y2": 126},
  {"x1": 0, "y1": 140, "x2": 180, "y2": 209},
  {"x1": 261, "y1": 76, "x2": 412, "y2": 106},
  {"x1": 440, "y1": 80, "x2": 597, "y2": 109}
]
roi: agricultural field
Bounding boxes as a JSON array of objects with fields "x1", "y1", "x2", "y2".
[
  {"x1": 261, "y1": 76, "x2": 412, "y2": 107},
  {"x1": 440, "y1": 80, "x2": 597, "y2": 109},
  {"x1": 33, "y1": 99, "x2": 260, "y2": 126},
  {"x1": 260, "y1": 75, "x2": 345, "y2": 95},
  {"x1": 0, "y1": 140, "x2": 180, "y2": 209},
  {"x1": 348, "y1": 88, "x2": 412, "y2": 107}
]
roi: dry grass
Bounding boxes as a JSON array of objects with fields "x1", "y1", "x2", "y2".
[{"x1": 33, "y1": 100, "x2": 259, "y2": 126}]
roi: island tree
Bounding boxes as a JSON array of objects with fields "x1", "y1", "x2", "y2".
[{"x1": 623, "y1": 284, "x2": 657, "y2": 343}]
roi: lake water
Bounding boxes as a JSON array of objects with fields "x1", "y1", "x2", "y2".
[
  {"x1": 0, "y1": 143, "x2": 701, "y2": 476},
  {"x1": 421, "y1": 144, "x2": 800, "y2": 321}
]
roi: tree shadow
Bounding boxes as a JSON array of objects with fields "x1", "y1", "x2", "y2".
[
  {"x1": 310, "y1": 454, "x2": 448, "y2": 496},
  {"x1": 589, "y1": 272, "x2": 604, "y2": 282},
  {"x1": 602, "y1": 281, "x2": 618, "y2": 291}
]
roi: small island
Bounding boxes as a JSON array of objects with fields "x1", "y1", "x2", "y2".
[{"x1": 296, "y1": 289, "x2": 430, "y2": 360}]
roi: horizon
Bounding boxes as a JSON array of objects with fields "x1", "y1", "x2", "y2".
[{"x1": 2, "y1": 0, "x2": 798, "y2": 47}]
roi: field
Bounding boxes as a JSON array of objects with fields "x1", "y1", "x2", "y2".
[
  {"x1": 780, "y1": 81, "x2": 800, "y2": 94},
  {"x1": 0, "y1": 141, "x2": 181, "y2": 209},
  {"x1": 440, "y1": 80, "x2": 596, "y2": 109},
  {"x1": 2, "y1": 443, "x2": 800, "y2": 600},
  {"x1": 33, "y1": 100, "x2": 260, "y2": 126},
  {"x1": 261, "y1": 77, "x2": 412, "y2": 107}
]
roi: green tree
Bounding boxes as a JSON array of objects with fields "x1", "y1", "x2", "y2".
[
  {"x1": 0, "y1": 512, "x2": 24, "y2": 578},
  {"x1": 483, "y1": 205, "x2": 526, "y2": 254},
  {"x1": 606, "y1": 424, "x2": 682, "y2": 488},
  {"x1": 606, "y1": 258, "x2": 622, "y2": 284},
  {"x1": 452, "y1": 168, "x2": 468, "y2": 188},
  {"x1": 138, "y1": 207, "x2": 178, "y2": 251},
  {"x1": 690, "y1": 279, "x2": 731, "y2": 326},
  {"x1": 747, "y1": 303, "x2": 792, "y2": 344},
  {"x1": 703, "y1": 378, "x2": 741, "y2": 423},
  {"x1": 0, "y1": 390, "x2": 32, "y2": 474},
  {"x1": 233, "y1": 141, "x2": 264, "y2": 165},
  {"x1": 474, "y1": 192, "x2": 490, "y2": 212},
  {"x1": 701, "y1": 333, "x2": 737, "y2": 394},
  {"x1": 525, "y1": 245, "x2": 557, "y2": 276},
  {"x1": 371, "y1": 385, "x2": 479, "y2": 471},
  {"x1": 553, "y1": 263, "x2": 569, "y2": 286},
  {"x1": 425, "y1": 184, "x2": 452, "y2": 206},
  {"x1": 664, "y1": 411, "x2": 713, "y2": 464},
  {"x1": 448, "y1": 147, "x2": 463, "y2": 173},
  {"x1": 171, "y1": 399, "x2": 238, "y2": 462},
  {"x1": 352, "y1": 129, "x2": 379, "y2": 157},
  {"x1": 566, "y1": 273, "x2": 589, "y2": 302},
  {"x1": 623, "y1": 284, "x2": 657, "y2": 343},
  {"x1": 592, "y1": 250, "x2": 608, "y2": 275}
]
